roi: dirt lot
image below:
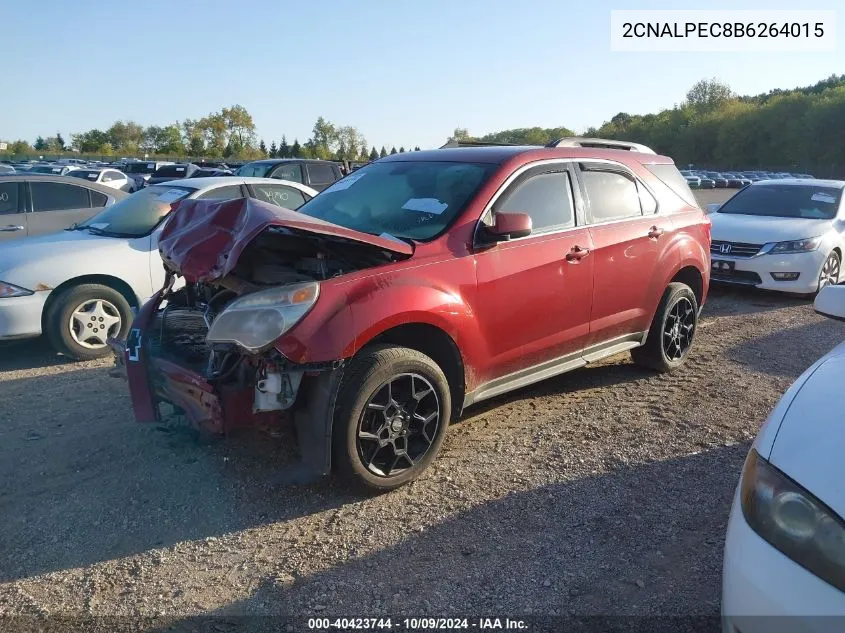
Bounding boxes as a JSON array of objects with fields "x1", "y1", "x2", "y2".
[{"x1": 2, "y1": 280, "x2": 845, "y2": 625}]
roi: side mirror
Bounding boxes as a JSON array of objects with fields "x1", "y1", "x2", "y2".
[
  {"x1": 706, "y1": 203, "x2": 721, "y2": 214},
  {"x1": 486, "y1": 212, "x2": 532, "y2": 241},
  {"x1": 814, "y1": 283, "x2": 845, "y2": 322}
]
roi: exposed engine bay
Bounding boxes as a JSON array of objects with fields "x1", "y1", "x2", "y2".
[{"x1": 145, "y1": 227, "x2": 404, "y2": 421}]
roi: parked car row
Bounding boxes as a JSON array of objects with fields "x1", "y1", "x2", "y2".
[{"x1": 681, "y1": 169, "x2": 814, "y2": 190}]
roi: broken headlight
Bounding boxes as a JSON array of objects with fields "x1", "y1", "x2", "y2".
[{"x1": 205, "y1": 282, "x2": 319, "y2": 353}]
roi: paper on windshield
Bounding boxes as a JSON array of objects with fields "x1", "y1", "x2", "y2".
[
  {"x1": 324, "y1": 172, "x2": 366, "y2": 193},
  {"x1": 88, "y1": 223, "x2": 109, "y2": 229},
  {"x1": 402, "y1": 198, "x2": 448, "y2": 214},
  {"x1": 147, "y1": 163, "x2": 155, "y2": 169},
  {"x1": 811, "y1": 192, "x2": 837, "y2": 204},
  {"x1": 87, "y1": 173, "x2": 97, "y2": 179},
  {"x1": 175, "y1": 167, "x2": 185, "y2": 172},
  {"x1": 157, "y1": 189, "x2": 187, "y2": 203}
]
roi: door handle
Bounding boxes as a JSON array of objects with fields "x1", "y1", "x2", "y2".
[
  {"x1": 0, "y1": 225, "x2": 24, "y2": 232},
  {"x1": 647, "y1": 225, "x2": 665, "y2": 239},
  {"x1": 565, "y1": 245, "x2": 590, "y2": 262}
]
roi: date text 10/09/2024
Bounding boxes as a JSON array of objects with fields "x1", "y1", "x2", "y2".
[{"x1": 308, "y1": 618, "x2": 529, "y2": 630}]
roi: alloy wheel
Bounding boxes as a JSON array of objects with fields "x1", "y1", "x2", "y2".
[
  {"x1": 68, "y1": 298, "x2": 122, "y2": 349},
  {"x1": 662, "y1": 297, "x2": 695, "y2": 361},
  {"x1": 819, "y1": 254, "x2": 841, "y2": 289},
  {"x1": 356, "y1": 373, "x2": 441, "y2": 478}
]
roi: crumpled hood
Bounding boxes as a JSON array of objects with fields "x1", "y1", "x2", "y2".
[
  {"x1": 768, "y1": 340, "x2": 845, "y2": 518},
  {"x1": 158, "y1": 197, "x2": 414, "y2": 283},
  {"x1": 710, "y1": 213, "x2": 832, "y2": 245}
]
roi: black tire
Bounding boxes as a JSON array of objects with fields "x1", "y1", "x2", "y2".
[
  {"x1": 45, "y1": 283, "x2": 133, "y2": 361},
  {"x1": 631, "y1": 282, "x2": 698, "y2": 373},
  {"x1": 332, "y1": 344, "x2": 451, "y2": 491}
]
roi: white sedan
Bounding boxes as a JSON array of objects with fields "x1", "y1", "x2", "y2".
[
  {"x1": 67, "y1": 167, "x2": 137, "y2": 192},
  {"x1": 722, "y1": 282, "x2": 845, "y2": 631},
  {"x1": 709, "y1": 180, "x2": 844, "y2": 295},
  {"x1": 0, "y1": 177, "x2": 317, "y2": 360}
]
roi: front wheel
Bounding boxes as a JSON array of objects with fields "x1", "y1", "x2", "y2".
[
  {"x1": 45, "y1": 284, "x2": 133, "y2": 361},
  {"x1": 332, "y1": 345, "x2": 451, "y2": 491},
  {"x1": 818, "y1": 251, "x2": 841, "y2": 291},
  {"x1": 631, "y1": 282, "x2": 698, "y2": 373}
]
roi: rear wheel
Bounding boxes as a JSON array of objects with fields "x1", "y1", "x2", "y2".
[
  {"x1": 631, "y1": 282, "x2": 698, "y2": 373},
  {"x1": 45, "y1": 284, "x2": 133, "y2": 361},
  {"x1": 332, "y1": 345, "x2": 451, "y2": 491}
]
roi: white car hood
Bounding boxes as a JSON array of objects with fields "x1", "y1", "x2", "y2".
[
  {"x1": 0, "y1": 230, "x2": 146, "y2": 289},
  {"x1": 710, "y1": 213, "x2": 832, "y2": 245},
  {"x1": 768, "y1": 340, "x2": 845, "y2": 518}
]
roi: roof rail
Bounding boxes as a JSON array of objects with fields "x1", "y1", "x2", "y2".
[
  {"x1": 546, "y1": 137, "x2": 657, "y2": 155},
  {"x1": 440, "y1": 140, "x2": 520, "y2": 149}
]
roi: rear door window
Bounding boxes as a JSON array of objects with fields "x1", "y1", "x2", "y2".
[
  {"x1": 30, "y1": 182, "x2": 91, "y2": 212},
  {"x1": 580, "y1": 167, "x2": 643, "y2": 223},
  {"x1": 305, "y1": 163, "x2": 337, "y2": 186},
  {"x1": 251, "y1": 183, "x2": 308, "y2": 209},
  {"x1": 270, "y1": 163, "x2": 303, "y2": 183},
  {"x1": 0, "y1": 182, "x2": 20, "y2": 214}
]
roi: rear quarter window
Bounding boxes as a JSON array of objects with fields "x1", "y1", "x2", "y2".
[{"x1": 645, "y1": 163, "x2": 698, "y2": 208}]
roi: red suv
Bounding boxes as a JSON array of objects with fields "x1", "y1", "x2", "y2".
[{"x1": 116, "y1": 138, "x2": 710, "y2": 490}]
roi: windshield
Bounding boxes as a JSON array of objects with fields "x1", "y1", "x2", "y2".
[
  {"x1": 31, "y1": 165, "x2": 64, "y2": 174},
  {"x1": 68, "y1": 170, "x2": 100, "y2": 181},
  {"x1": 124, "y1": 162, "x2": 158, "y2": 174},
  {"x1": 295, "y1": 160, "x2": 495, "y2": 240},
  {"x1": 718, "y1": 184, "x2": 842, "y2": 220},
  {"x1": 236, "y1": 162, "x2": 273, "y2": 177},
  {"x1": 152, "y1": 165, "x2": 190, "y2": 178},
  {"x1": 77, "y1": 185, "x2": 193, "y2": 237}
]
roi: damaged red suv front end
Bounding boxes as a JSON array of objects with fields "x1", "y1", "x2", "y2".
[{"x1": 114, "y1": 196, "x2": 413, "y2": 478}]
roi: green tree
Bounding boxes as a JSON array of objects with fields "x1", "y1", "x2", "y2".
[
  {"x1": 336, "y1": 140, "x2": 347, "y2": 161},
  {"x1": 369, "y1": 146, "x2": 379, "y2": 161},
  {"x1": 279, "y1": 135, "x2": 290, "y2": 158},
  {"x1": 684, "y1": 78, "x2": 735, "y2": 112},
  {"x1": 8, "y1": 140, "x2": 33, "y2": 155},
  {"x1": 290, "y1": 138, "x2": 302, "y2": 158},
  {"x1": 414, "y1": 146, "x2": 421, "y2": 151},
  {"x1": 107, "y1": 121, "x2": 144, "y2": 152},
  {"x1": 452, "y1": 127, "x2": 470, "y2": 141},
  {"x1": 259, "y1": 139, "x2": 267, "y2": 156},
  {"x1": 379, "y1": 146, "x2": 387, "y2": 158},
  {"x1": 182, "y1": 119, "x2": 206, "y2": 156},
  {"x1": 55, "y1": 132, "x2": 66, "y2": 150},
  {"x1": 223, "y1": 105, "x2": 257, "y2": 151},
  {"x1": 72, "y1": 129, "x2": 110, "y2": 153},
  {"x1": 34, "y1": 136, "x2": 47, "y2": 151},
  {"x1": 269, "y1": 141, "x2": 277, "y2": 158},
  {"x1": 159, "y1": 125, "x2": 184, "y2": 155},
  {"x1": 390, "y1": 146, "x2": 397, "y2": 155},
  {"x1": 399, "y1": 146, "x2": 405, "y2": 153}
]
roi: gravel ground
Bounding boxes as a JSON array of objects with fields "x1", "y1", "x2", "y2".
[{"x1": 2, "y1": 284, "x2": 845, "y2": 626}]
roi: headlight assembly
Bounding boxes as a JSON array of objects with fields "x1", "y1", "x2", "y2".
[
  {"x1": 0, "y1": 281, "x2": 34, "y2": 298},
  {"x1": 205, "y1": 282, "x2": 319, "y2": 353},
  {"x1": 741, "y1": 449, "x2": 845, "y2": 592},
  {"x1": 769, "y1": 237, "x2": 822, "y2": 254}
]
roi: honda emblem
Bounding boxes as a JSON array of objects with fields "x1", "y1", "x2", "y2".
[{"x1": 719, "y1": 243, "x2": 732, "y2": 255}]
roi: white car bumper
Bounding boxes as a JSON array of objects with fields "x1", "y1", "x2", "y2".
[
  {"x1": 722, "y1": 489, "x2": 845, "y2": 633},
  {"x1": 0, "y1": 291, "x2": 48, "y2": 340},
  {"x1": 711, "y1": 250, "x2": 826, "y2": 294}
]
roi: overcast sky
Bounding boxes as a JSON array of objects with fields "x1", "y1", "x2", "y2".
[{"x1": 4, "y1": 0, "x2": 843, "y2": 149}]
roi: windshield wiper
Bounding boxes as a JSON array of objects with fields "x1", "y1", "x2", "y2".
[
  {"x1": 85, "y1": 226, "x2": 138, "y2": 238},
  {"x1": 65, "y1": 223, "x2": 87, "y2": 231}
]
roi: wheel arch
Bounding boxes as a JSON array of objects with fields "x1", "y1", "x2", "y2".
[
  {"x1": 670, "y1": 265, "x2": 704, "y2": 306},
  {"x1": 41, "y1": 275, "x2": 140, "y2": 332},
  {"x1": 363, "y1": 322, "x2": 466, "y2": 421}
]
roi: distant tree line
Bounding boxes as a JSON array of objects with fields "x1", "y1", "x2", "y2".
[
  {"x1": 2, "y1": 110, "x2": 421, "y2": 163},
  {"x1": 450, "y1": 75, "x2": 845, "y2": 176},
  {"x1": 5, "y1": 75, "x2": 844, "y2": 174}
]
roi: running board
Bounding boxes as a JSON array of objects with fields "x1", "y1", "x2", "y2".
[{"x1": 463, "y1": 332, "x2": 647, "y2": 408}]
